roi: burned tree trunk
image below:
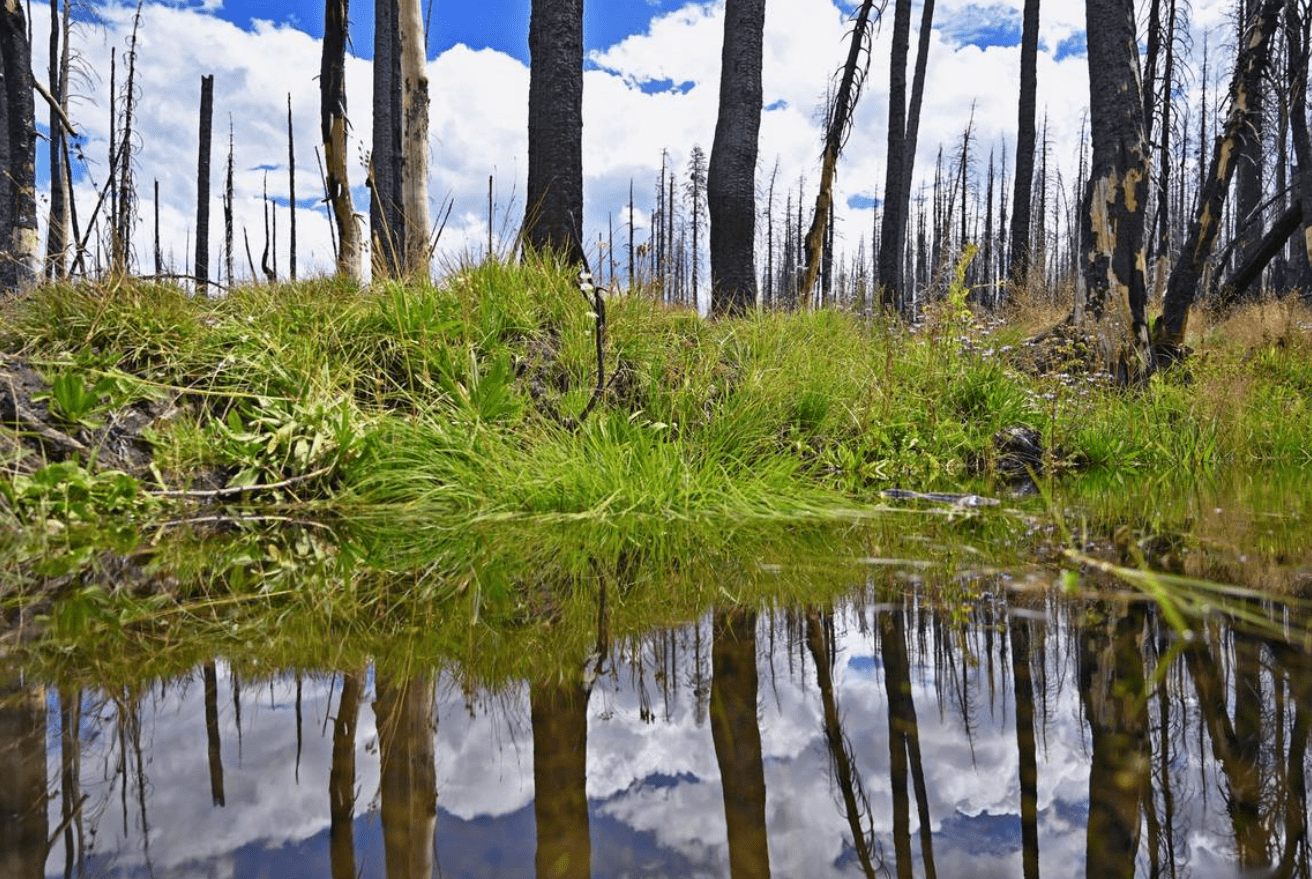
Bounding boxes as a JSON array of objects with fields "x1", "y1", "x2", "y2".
[
  {"x1": 1154, "y1": 0, "x2": 1284, "y2": 353},
  {"x1": 0, "y1": 0, "x2": 39, "y2": 293},
  {"x1": 1284, "y1": 0, "x2": 1312, "y2": 287},
  {"x1": 708, "y1": 0, "x2": 765, "y2": 316},
  {"x1": 195, "y1": 74, "x2": 214, "y2": 293},
  {"x1": 44, "y1": 0, "x2": 72, "y2": 279},
  {"x1": 371, "y1": 0, "x2": 405, "y2": 278},
  {"x1": 799, "y1": 0, "x2": 876, "y2": 306},
  {"x1": 524, "y1": 0, "x2": 585, "y2": 265},
  {"x1": 321, "y1": 0, "x2": 363, "y2": 282},
  {"x1": 1076, "y1": 0, "x2": 1151, "y2": 382},
  {"x1": 1007, "y1": 0, "x2": 1040, "y2": 291}
]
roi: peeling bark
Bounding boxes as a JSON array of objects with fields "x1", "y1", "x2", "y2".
[
  {"x1": 1078, "y1": 0, "x2": 1151, "y2": 382},
  {"x1": 0, "y1": 0, "x2": 39, "y2": 293},
  {"x1": 399, "y1": 0, "x2": 430, "y2": 279},
  {"x1": 321, "y1": 0, "x2": 363, "y2": 282},
  {"x1": 1155, "y1": 0, "x2": 1284, "y2": 349}
]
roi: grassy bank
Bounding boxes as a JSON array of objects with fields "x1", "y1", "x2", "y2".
[{"x1": 2, "y1": 259, "x2": 1312, "y2": 611}]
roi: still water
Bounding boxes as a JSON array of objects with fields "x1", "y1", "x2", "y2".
[{"x1": 4, "y1": 588, "x2": 1311, "y2": 878}]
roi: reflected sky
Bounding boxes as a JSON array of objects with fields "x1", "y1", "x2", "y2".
[{"x1": 10, "y1": 591, "x2": 1308, "y2": 879}]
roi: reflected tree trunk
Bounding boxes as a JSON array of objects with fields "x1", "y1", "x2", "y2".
[
  {"x1": 329, "y1": 671, "x2": 363, "y2": 879},
  {"x1": 711, "y1": 607, "x2": 771, "y2": 879},
  {"x1": 0, "y1": 666, "x2": 47, "y2": 879},
  {"x1": 881, "y1": 610, "x2": 936, "y2": 879},
  {"x1": 806, "y1": 609, "x2": 879, "y2": 877},
  {"x1": 1079, "y1": 605, "x2": 1149, "y2": 879},
  {"x1": 375, "y1": 670, "x2": 437, "y2": 879},
  {"x1": 1010, "y1": 616, "x2": 1040, "y2": 879},
  {"x1": 531, "y1": 674, "x2": 591, "y2": 879},
  {"x1": 1185, "y1": 627, "x2": 1270, "y2": 871},
  {"x1": 59, "y1": 686, "x2": 84, "y2": 878},
  {"x1": 203, "y1": 661, "x2": 225, "y2": 807},
  {"x1": 1270, "y1": 641, "x2": 1310, "y2": 878}
]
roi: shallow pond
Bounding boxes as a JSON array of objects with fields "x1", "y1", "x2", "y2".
[{"x1": 3, "y1": 473, "x2": 1312, "y2": 878}]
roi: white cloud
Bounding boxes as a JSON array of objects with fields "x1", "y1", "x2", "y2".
[{"x1": 29, "y1": 0, "x2": 1226, "y2": 292}]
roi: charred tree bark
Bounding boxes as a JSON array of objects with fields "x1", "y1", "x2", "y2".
[
  {"x1": 1285, "y1": 0, "x2": 1312, "y2": 287},
  {"x1": 44, "y1": 0, "x2": 71, "y2": 279},
  {"x1": 1231, "y1": 0, "x2": 1268, "y2": 298},
  {"x1": 800, "y1": 0, "x2": 876, "y2": 305},
  {"x1": 1077, "y1": 0, "x2": 1152, "y2": 382},
  {"x1": 0, "y1": 0, "x2": 39, "y2": 292},
  {"x1": 321, "y1": 0, "x2": 363, "y2": 282},
  {"x1": 524, "y1": 0, "x2": 585, "y2": 265},
  {"x1": 1155, "y1": 0, "x2": 1284, "y2": 351},
  {"x1": 194, "y1": 74, "x2": 214, "y2": 293},
  {"x1": 371, "y1": 0, "x2": 405, "y2": 278},
  {"x1": 1007, "y1": 0, "x2": 1041, "y2": 291},
  {"x1": 878, "y1": 0, "x2": 935, "y2": 312},
  {"x1": 708, "y1": 0, "x2": 765, "y2": 316},
  {"x1": 287, "y1": 94, "x2": 297, "y2": 280}
]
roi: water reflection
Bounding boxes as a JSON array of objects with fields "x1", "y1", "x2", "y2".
[{"x1": 4, "y1": 593, "x2": 1312, "y2": 878}]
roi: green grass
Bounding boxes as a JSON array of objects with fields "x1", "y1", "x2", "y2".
[{"x1": 5, "y1": 258, "x2": 1312, "y2": 622}]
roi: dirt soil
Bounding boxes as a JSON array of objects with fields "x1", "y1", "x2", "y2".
[{"x1": 1, "y1": 354, "x2": 179, "y2": 479}]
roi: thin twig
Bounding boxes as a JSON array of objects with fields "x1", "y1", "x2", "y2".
[{"x1": 150, "y1": 465, "x2": 334, "y2": 499}]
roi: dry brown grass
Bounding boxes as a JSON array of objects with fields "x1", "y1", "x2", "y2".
[
  {"x1": 1197, "y1": 295, "x2": 1312, "y2": 353},
  {"x1": 998, "y1": 274, "x2": 1078, "y2": 336}
]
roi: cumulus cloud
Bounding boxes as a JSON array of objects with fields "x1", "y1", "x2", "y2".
[{"x1": 30, "y1": 0, "x2": 1225, "y2": 290}]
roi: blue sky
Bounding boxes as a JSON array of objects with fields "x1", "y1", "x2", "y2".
[{"x1": 206, "y1": 0, "x2": 691, "y2": 62}]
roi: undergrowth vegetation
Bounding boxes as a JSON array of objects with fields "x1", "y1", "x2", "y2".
[{"x1": 3, "y1": 257, "x2": 1312, "y2": 629}]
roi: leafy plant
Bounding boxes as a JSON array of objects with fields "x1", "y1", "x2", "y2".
[
  {"x1": 35, "y1": 370, "x2": 129, "y2": 429},
  {"x1": 216, "y1": 395, "x2": 364, "y2": 491}
]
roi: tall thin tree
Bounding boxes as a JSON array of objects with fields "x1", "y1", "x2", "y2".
[
  {"x1": 195, "y1": 74, "x2": 214, "y2": 293},
  {"x1": 322, "y1": 0, "x2": 363, "y2": 281},
  {"x1": 0, "y1": 0, "x2": 39, "y2": 292},
  {"x1": 800, "y1": 0, "x2": 877, "y2": 305},
  {"x1": 524, "y1": 0, "x2": 585, "y2": 264},
  {"x1": 708, "y1": 0, "x2": 766, "y2": 316},
  {"x1": 371, "y1": 0, "x2": 404, "y2": 277},
  {"x1": 399, "y1": 0, "x2": 430, "y2": 278},
  {"x1": 1007, "y1": 0, "x2": 1040, "y2": 292}
]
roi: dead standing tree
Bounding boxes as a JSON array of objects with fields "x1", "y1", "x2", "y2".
[
  {"x1": 398, "y1": 0, "x2": 430, "y2": 279},
  {"x1": 799, "y1": 0, "x2": 879, "y2": 306},
  {"x1": 524, "y1": 0, "x2": 586, "y2": 265},
  {"x1": 1073, "y1": 0, "x2": 1152, "y2": 383},
  {"x1": 321, "y1": 0, "x2": 363, "y2": 282},
  {"x1": 371, "y1": 0, "x2": 430, "y2": 281},
  {"x1": 707, "y1": 0, "x2": 766, "y2": 316},
  {"x1": 0, "y1": 0, "x2": 39, "y2": 293},
  {"x1": 195, "y1": 74, "x2": 214, "y2": 293},
  {"x1": 1153, "y1": 0, "x2": 1285, "y2": 356}
]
